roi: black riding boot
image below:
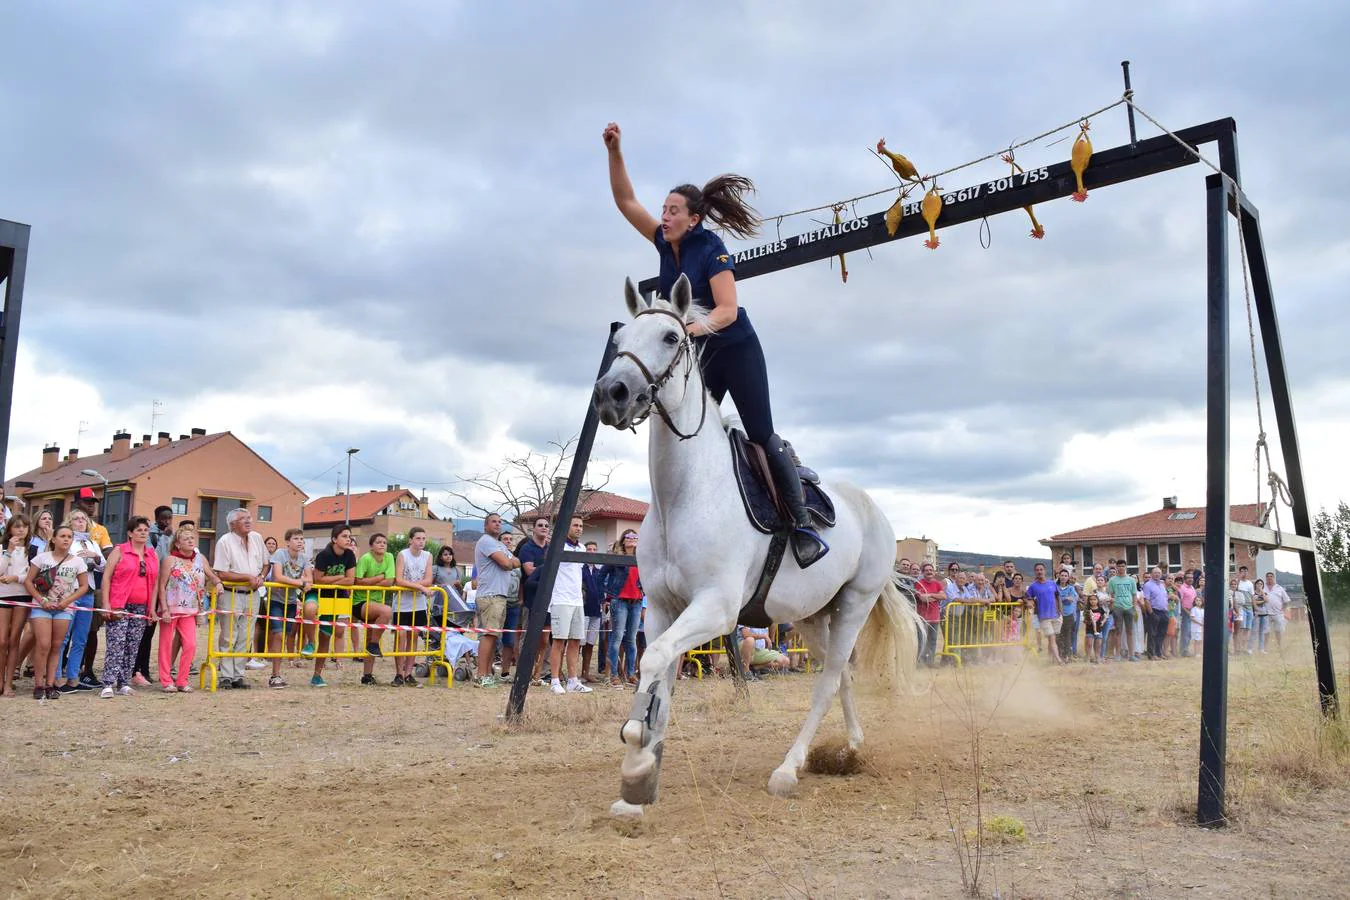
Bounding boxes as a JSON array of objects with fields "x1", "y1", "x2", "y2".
[{"x1": 763, "y1": 434, "x2": 829, "y2": 568}]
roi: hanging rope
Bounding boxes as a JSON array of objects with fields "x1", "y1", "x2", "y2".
[
  {"x1": 761, "y1": 94, "x2": 1131, "y2": 223},
  {"x1": 1235, "y1": 204, "x2": 1292, "y2": 544}
]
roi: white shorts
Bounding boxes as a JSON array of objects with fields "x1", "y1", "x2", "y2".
[
  {"x1": 1268, "y1": 613, "x2": 1286, "y2": 633},
  {"x1": 550, "y1": 605, "x2": 585, "y2": 641},
  {"x1": 1040, "y1": 616, "x2": 1063, "y2": 637},
  {"x1": 584, "y1": 615, "x2": 601, "y2": 646}
]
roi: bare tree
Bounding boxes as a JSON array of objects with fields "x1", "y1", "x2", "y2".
[{"x1": 443, "y1": 435, "x2": 617, "y2": 527}]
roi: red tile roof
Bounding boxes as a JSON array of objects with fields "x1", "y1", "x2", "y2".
[
  {"x1": 520, "y1": 489, "x2": 648, "y2": 523},
  {"x1": 304, "y1": 489, "x2": 434, "y2": 526},
  {"x1": 5, "y1": 433, "x2": 232, "y2": 495},
  {"x1": 1044, "y1": 503, "x2": 1264, "y2": 544}
]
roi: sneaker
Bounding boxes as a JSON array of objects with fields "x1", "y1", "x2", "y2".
[
  {"x1": 131, "y1": 674, "x2": 151, "y2": 687},
  {"x1": 404, "y1": 675, "x2": 420, "y2": 688},
  {"x1": 361, "y1": 673, "x2": 377, "y2": 686},
  {"x1": 245, "y1": 659, "x2": 268, "y2": 670},
  {"x1": 392, "y1": 675, "x2": 405, "y2": 687},
  {"x1": 310, "y1": 675, "x2": 328, "y2": 688},
  {"x1": 550, "y1": 680, "x2": 566, "y2": 695},
  {"x1": 32, "y1": 685, "x2": 43, "y2": 700},
  {"x1": 268, "y1": 675, "x2": 286, "y2": 689},
  {"x1": 162, "y1": 685, "x2": 178, "y2": 693},
  {"x1": 78, "y1": 673, "x2": 100, "y2": 688},
  {"x1": 57, "y1": 684, "x2": 79, "y2": 695},
  {"x1": 178, "y1": 684, "x2": 194, "y2": 694},
  {"x1": 232, "y1": 678, "x2": 250, "y2": 690},
  {"x1": 216, "y1": 679, "x2": 233, "y2": 690},
  {"x1": 475, "y1": 675, "x2": 498, "y2": 688},
  {"x1": 365, "y1": 642, "x2": 383, "y2": 658},
  {"x1": 300, "y1": 642, "x2": 316, "y2": 658},
  {"x1": 567, "y1": 680, "x2": 593, "y2": 694},
  {"x1": 117, "y1": 685, "x2": 134, "y2": 696},
  {"x1": 100, "y1": 686, "x2": 115, "y2": 699},
  {"x1": 74, "y1": 680, "x2": 95, "y2": 692},
  {"x1": 45, "y1": 686, "x2": 60, "y2": 700}
]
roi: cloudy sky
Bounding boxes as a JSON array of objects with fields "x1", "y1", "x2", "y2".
[{"x1": 3, "y1": 1, "x2": 1347, "y2": 558}]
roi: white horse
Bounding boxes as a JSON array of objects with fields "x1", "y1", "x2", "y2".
[{"x1": 592, "y1": 274, "x2": 922, "y2": 818}]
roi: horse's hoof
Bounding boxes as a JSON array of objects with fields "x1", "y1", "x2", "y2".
[
  {"x1": 610, "y1": 799, "x2": 644, "y2": 819},
  {"x1": 767, "y1": 768, "x2": 799, "y2": 798}
]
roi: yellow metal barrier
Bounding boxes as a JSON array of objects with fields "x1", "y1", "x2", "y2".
[
  {"x1": 201, "y1": 583, "x2": 452, "y2": 691},
  {"x1": 684, "y1": 624, "x2": 811, "y2": 678},
  {"x1": 936, "y1": 600, "x2": 1031, "y2": 666}
]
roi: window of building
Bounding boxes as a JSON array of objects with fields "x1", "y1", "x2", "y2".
[
  {"x1": 1168, "y1": 511, "x2": 1197, "y2": 521},
  {"x1": 171, "y1": 497, "x2": 188, "y2": 516},
  {"x1": 199, "y1": 535, "x2": 214, "y2": 559},
  {"x1": 199, "y1": 497, "x2": 216, "y2": 530},
  {"x1": 1167, "y1": 543, "x2": 1183, "y2": 574},
  {"x1": 103, "y1": 491, "x2": 131, "y2": 544},
  {"x1": 1080, "y1": 545, "x2": 1093, "y2": 570},
  {"x1": 1145, "y1": 543, "x2": 1160, "y2": 569},
  {"x1": 257, "y1": 505, "x2": 272, "y2": 523},
  {"x1": 1125, "y1": 545, "x2": 1139, "y2": 575}
]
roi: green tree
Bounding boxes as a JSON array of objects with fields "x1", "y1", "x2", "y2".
[{"x1": 1313, "y1": 501, "x2": 1350, "y2": 613}]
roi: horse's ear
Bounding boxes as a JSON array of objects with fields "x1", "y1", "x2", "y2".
[
  {"x1": 624, "y1": 277, "x2": 648, "y2": 319},
  {"x1": 671, "y1": 273, "x2": 692, "y2": 318}
]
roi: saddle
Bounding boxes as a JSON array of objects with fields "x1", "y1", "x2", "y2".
[
  {"x1": 728, "y1": 428, "x2": 835, "y2": 535},
  {"x1": 728, "y1": 428, "x2": 836, "y2": 629}
]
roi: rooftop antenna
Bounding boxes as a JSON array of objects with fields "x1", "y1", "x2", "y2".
[
  {"x1": 76, "y1": 420, "x2": 89, "y2": 453},
  {"x1": 150, "y1": 399, "x2": 165, "y2": 436}
]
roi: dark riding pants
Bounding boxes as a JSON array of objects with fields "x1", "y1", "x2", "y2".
[{"x1": 698, "y1": 331, "x2": 774, "y2": 445}]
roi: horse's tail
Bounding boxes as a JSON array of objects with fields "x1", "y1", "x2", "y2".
[{"x1": 853, "y1": 573, "x2": 924, "y2": 692}]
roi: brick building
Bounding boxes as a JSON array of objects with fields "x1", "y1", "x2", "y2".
[
  {"x1": 302, "y1": 486, "x2": 452, "y2": 552},
  {"x1": 895, "y1": 536, "x2": 938, "y2": 568},
  {"x1": 518, "y1": 488, "x2": 648, "y2": 550},
  {"x1": 1042, "y1": 497, "x2": 1264, "y2": 576},
  {"x1": 4, "y1": 429, "x2": 307, "y2": 556}
]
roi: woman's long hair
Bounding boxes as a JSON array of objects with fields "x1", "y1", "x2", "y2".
[{"x1": 671, "y1": 174, "x2": 760, "y2": 239}]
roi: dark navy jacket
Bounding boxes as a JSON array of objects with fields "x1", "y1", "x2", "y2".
[
  {"x1": 599, "y1": 563, "x2": 641, "y2": 602},
  {"x1": 654, "y1": 221, "x2": 752, "y2": 344}
]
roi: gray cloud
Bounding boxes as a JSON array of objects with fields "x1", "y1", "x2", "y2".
[{"x1": 3, "y1": 0, "x2": 1348, "y2": 523}]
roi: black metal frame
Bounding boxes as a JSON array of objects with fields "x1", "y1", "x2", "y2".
[
  {"x1": 505, "y1": 119, "x2": 1336, "y2": 830},
  {"x1": 0, "y1": 219, "x2": 30, "y2": 484}
]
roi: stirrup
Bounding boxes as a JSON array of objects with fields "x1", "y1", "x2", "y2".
[{"x1": 791, "y1": 527, "x2": 829, "y2": 568}]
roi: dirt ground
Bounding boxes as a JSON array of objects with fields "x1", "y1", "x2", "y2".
[{"x1": 4, "y1": 627, "x2": 1350, "y2": 899}]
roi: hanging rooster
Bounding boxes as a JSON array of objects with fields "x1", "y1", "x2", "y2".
[
  {"x1": 876, "y1": 138, "x2": 920, "y2": 183},
  {"x1": 884, "y1": 196, "x2": 904, "y2": 236},
  {"x1": 921, "y1": 186, "x2": 942, "y2": 249},
  {"x1": 833, "y1": 206, "x2": 848, "y2": 283},
  {"x1": 1000, "y1": 152, "x2": 1045, "y2": 239},
  {"x1": 1070, "y1": 121, "x2": 1093, "y2": 202}
]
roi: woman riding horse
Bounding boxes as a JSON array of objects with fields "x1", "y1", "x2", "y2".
[{"x1": 602, "y1": 121, "x2": 828, "y2": 568}]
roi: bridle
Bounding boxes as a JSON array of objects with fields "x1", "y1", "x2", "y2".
[{"x1": 612, "y1": 307, "x2": 708, "y2": 441}]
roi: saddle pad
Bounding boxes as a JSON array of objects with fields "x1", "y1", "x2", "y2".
[{"x1": 728, "y1": 428, "x2": 836, "y2": 535}]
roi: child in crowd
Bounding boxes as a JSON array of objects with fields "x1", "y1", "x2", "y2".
[
  {"x1": 393, "y1": 526, "x2": 435, "y2": 687},
  {"x1": 0, "y1": 514, "x2": 31, "y2": 696},
  {"x1": 353, "y1": 533, "x2": 396, "y2": 685},
  {"x1": 266, "y1": 528, "x2": 312, "y2": 689},
  {"x1": 1083, "y1": 593, "x2": 1108, "y2": 663},
  {"x1": 24, "y1": 525, "x2": 90, "y2": 700},
  {"x1": 157, "y1": 523, "x2": 223, "y2": 692},
  {"x1": 1190, "y1": 595, "x2": 1205, "y2": 649}
]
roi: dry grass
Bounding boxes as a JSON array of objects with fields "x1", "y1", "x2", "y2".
[
  {"x1": 804, "y1": 736, "x2": 865, "y2": 775},
  {"x1": 3, "y1": 629, "x2": 1350, "y2": 898}
]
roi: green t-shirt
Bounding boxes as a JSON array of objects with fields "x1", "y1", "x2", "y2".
[
  {"x1": 353, "y1": 551, "x2": 395, "y2": 605},
  {"x1": 1107, "y1": 575, "x2": 1137, "y2": 611}
]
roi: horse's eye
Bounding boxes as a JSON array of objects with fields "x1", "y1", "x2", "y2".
[{"x1": 663, "y1": 332, "x2": 680, "y2": 345}]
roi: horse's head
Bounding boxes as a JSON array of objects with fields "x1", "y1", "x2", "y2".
[{"x1": 593, "y1": 274, "x2": 695, "y2": 431}]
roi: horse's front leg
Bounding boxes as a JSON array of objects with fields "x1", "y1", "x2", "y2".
[{"x1": 611, "y1": 592, "x2": 736, "y2": 819}]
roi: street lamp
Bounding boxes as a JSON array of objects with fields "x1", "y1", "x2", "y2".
[
  {"x1": 79, "y1": 468, "x2": 109, "y2": 489},
  {"x1": 344, "y1": 448, "x2": 360, "y2": 526}
]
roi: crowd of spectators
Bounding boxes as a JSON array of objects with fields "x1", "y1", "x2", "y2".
[{"x1": 897, "y1": 554, "x2": 1295, "y2": 667}]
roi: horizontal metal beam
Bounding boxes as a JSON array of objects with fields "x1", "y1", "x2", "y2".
[
  {"x1": 559, "y1": 550, "x2": 632, "y2": 567},
  {"x1": 639, "y1": 118, "x2": 1237, "y2": 294},
  {"x1": 1228, "y1": 520, "x2": 1316, "y2": 553}
]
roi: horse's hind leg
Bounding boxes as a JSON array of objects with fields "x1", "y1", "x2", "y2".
[
  {"x1": 797, "y1": 614, "x2": 864, "y2": 751},
  {"x1": 768, "y1": 588, "x2": 874, "y2": 797}
]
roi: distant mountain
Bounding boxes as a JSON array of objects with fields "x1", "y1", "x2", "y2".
[{"x1": 939, "y1": 550, "x2": 1050, "y2": 574}]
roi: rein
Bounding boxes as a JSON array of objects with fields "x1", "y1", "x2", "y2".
[{"x1": 613, "y1": 307, "x2": 708, "y2": 441}]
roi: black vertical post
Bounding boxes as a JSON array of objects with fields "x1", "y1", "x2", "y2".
[
  {"x1": 1120, "y1": 61, "x2": 1138, "y2": 149},
  {"x1": 505, "y1": 322, "x2": 623, "y2": 722},
  {"x1": 1240, "y1": 210, "x2": 1339, "y2": 717},
  {"x1": 0, "y1": 220, "x2": 32, "y2": 483},
  {"x1": 1197, "y1": 172, "x2": 1231, "y2": 828}
]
